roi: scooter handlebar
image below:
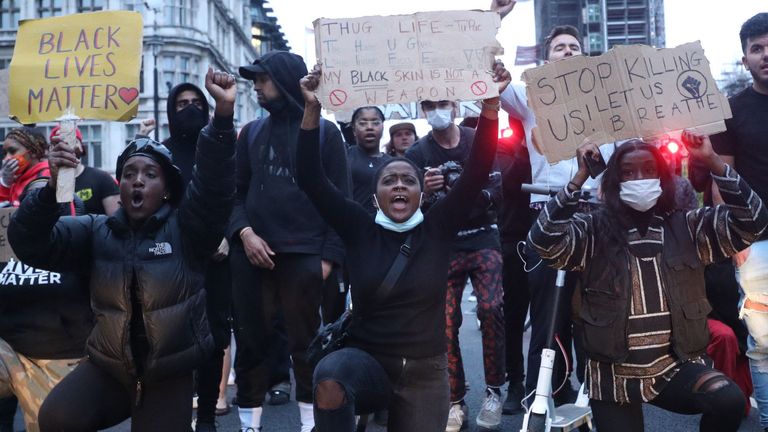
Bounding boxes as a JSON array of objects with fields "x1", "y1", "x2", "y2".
[{"x1": 520, "y1": 183, "x2": 594, "y2": 196}]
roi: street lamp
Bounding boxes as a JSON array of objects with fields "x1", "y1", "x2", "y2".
[{"x1": 145, "y1": 1, "x2": 163, "y2": 141}]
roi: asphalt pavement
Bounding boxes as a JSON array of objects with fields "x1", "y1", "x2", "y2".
[{"x1": 18, "y1": 285, "x2": 762, "y2": 431}]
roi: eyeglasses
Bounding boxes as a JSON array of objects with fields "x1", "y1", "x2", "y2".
[
  {"x1": 356, "y1": 120, "x2": 383, "y2": 128},
  {"x1": 175, "y1": 98, "x2": 204, "y2": 111}
]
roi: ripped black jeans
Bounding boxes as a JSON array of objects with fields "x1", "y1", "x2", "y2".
[
  {"x1": 591, "y1": 361, "x2": 745, "y2": 432},
  {"x1": 313, "y1": 347, "x2": 449, "y2": 432}
]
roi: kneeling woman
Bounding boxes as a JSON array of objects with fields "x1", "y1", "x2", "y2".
[
  {"x1": 295, "y1": 63, "x2": 509, "y2": 432},
  {"x1": 8, "y1": 69, "x2": 237, "y2": 431},
  {"x1": 528, "y1": 132, "x2": 768, "y2": 432}
]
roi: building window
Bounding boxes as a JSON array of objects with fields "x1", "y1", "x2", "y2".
[
  {"x1": 125, "y1": 123, "x2": 139, "y2": 145},
  {"x1": 0, "y1": 58, "x2": 11, "y2": 69},
  {"x1": 161, "y1": 54, "x2": 200, "y2": 96},
  {"x1": 165, "y1": 0, "x2": 193, "y2": 27},
  {"x1": 586, "y1": 4, "x2": 601, "y2": 23},
  {"x1": 588, "y1": 33, "x2": 603, "y2": 53},
  {"x1": 79, "y1": 124, "x2": 103, "y2": 168},
  {"x1": 77, "y1": 0, "x2": 104, "y2": 12},
  {"x1": 0, "y1": 0, "x2": 20, "y2": 30},
  {"x1": 38, "y1": 0, "x2": 63, "y2": 18},
  {"x1": 124, "y1": 0, "x2": 144, "y2": 12}
]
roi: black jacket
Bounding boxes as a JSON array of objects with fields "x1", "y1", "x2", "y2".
[
  {"x1": 9, "y1": 121, "x2": 236, "y2": 383},
  {"x1": 229, "y1": 53, "x2": 348, "y2": 264},
  {"x1": 0, "y1": 198, "x2": 91, "y2": 359}
]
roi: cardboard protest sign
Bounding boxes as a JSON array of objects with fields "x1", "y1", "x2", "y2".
[
  {"x1": 522, "y1": 41, "x2": 731, "y2": 164},
  {"x1": 0, "y1": 208, "x2": 16, "y2": 263},
  {"x1": 9, "y1": 11, "x2": 143, "y2": 124},
  {"x1": 315, "y1": 11, "x2": 503, "y2": 112}
]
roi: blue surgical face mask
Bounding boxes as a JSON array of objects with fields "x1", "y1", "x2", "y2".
[{"x1": 373, "y1": 195, "x2": 424, "y2": 232}]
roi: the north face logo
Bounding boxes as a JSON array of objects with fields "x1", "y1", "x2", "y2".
[
  {"x1": 148, "y1": 242, "x2": 173, "y2": 256},
  {"x1": 0, "y1": 259, "x2": 61, "y2": 285}
]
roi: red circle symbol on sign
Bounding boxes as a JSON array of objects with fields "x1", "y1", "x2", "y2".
[
  {"x1": 329, "y1": 89, "x2": 348, "y2": 106},
  {"x1": 470, "y1": 81, "x2": 488, "y2": 96}
]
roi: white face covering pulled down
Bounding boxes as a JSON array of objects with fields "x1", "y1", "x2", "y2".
[
  {"x1": 426, "y1": 108, "x2": 453, "y2": 130},
  {"x1": 373, "y1": 195, "x2": 424, "y2": 232},
  {"x1": 619, "y1": 178, "x2": 662, "y2": 212}
]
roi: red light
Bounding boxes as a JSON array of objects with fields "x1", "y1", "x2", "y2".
[
  {"x1": 666, "y1": 140, "x2": 680, "y2": 154},
  {"x1": 500, "y1": 128, "x2": 514, "y2": 139}
]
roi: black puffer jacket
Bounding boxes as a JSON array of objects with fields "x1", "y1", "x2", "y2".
[{"x1": 8, "y1": 121, "x2": 236, "y2": 383}]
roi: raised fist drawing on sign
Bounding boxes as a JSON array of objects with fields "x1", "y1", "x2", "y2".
[{"x1": 681, "y1": 75, "x2": 702, "y2": 99}]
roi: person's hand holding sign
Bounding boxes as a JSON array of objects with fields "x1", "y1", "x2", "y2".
[
  {"x1": 489, "y1": 0, "x2": 516, "y2": 19},
  {"x1": 47, "y1": 140, "x2": 79, "y2": 191},
  {"x1": 569, "y1": 138, "x2": 602, "y2": 192},
  {"x1": 490, "y1": 59, "x2": 511, "y2": 96},
  {"x1": 681, "y1": 129, "x2": 726, "y2": 177},
  {"x1": 205, "y1": 67, "x2": 236, "y2": 118}
]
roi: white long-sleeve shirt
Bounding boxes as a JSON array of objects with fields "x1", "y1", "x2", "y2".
[{"x1": 501, "y1": 82, "x2": 615, "y2": 203}]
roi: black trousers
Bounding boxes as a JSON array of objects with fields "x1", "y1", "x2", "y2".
[
  {"x1": 501, "y1": 240, "x2": 530, "y2": 385},
  {"x1": 591, "y1": 362, "x2": 746, "y2": 432},
  {"x1": 523, "y1": 241, "x2": 580, "y2": 395},
  {"x1": 0, "y1": 396, "x2": 15, "y2": 430},
  {"x1": 230, "y1": 246, "x2": 323, "y2": 407},
  {"x1": 38, "y1": 360, "x2": 192, "y2": 431},
  {"x1": 196, "y1": 257, "x2": 232, "y2": 422},
  {"x1": 313, "y1": 348, "x2": 449, "y2": 432}
]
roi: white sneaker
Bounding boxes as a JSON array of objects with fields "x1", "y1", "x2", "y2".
[
  {"x1": 446, "y1": 403, "x2": 468, "y2": 432},
  {"x1": 476, "y1": 390, "x2": 502, "y2": 430}
]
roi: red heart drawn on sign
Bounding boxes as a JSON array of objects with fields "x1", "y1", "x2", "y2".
[{"x1": 118, "y1": 87, "x2": 139, "y2": 105}]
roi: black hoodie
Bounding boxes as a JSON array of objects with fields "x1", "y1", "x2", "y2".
[
  {"x1": 231, "y1": 51, "x2": 349, "y2": 264},
  {"x1": 163, "y1": 83, "x2": 211, "y2": 187}
]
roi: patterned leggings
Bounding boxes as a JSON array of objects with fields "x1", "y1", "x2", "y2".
[{"x1": 445, "y1": 248, "x2": 506, "y2": 401}]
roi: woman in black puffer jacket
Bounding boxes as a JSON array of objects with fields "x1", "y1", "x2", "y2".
[{"x1": 8, "y1": 68, "x2": 237, "y2": 432}]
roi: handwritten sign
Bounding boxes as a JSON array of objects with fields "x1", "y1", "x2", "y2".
[
  {"x1": 9, "y1": 11, "x2": 143, "y2": 124},
  {"x1": 0, "y1": 208, "x2": 16, "y2": 263},
  {"x1": 315, "y1": 11, "x2": 503, "y2": 112},
  {"x1": 522, "y1": 41, "x2": 732, "y2": 163}
]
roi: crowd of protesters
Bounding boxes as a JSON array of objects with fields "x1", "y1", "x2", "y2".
[{"x1": 0, "y1": 2, "x2": 765, "y2": 432}]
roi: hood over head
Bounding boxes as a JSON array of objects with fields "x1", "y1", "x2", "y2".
[
  {"x1": 239, "y1": 50, "x2": 307, "y2": 115},
  {"x1": 166, "y1": 83, "x2": 210, "y2": 142}
]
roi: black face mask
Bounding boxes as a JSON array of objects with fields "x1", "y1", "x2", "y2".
[{"x1": 172, "y1": 105, "x2": 208, "y2": 140}]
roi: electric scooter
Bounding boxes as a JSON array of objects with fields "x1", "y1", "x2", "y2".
[{"x1": 519, "y1": 184, "x2": 594, "y2": 432}]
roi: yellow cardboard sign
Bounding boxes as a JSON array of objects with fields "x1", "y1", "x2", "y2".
[{"x1": 9, "y1": 11, "x2": 143, "y2": 124}]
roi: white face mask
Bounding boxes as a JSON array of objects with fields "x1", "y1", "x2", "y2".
[
  {"x1": 426, "y1": 108, "x2": 453, "y2": 130},
  {"x1": 619, "y1": 178, "x2": 662, "y2": 212},
  {"x1": 372, "y1": 195, "x2": 424, "y2": 232}
]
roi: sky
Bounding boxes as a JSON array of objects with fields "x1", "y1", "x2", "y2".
[
  {"x1": 269, "y1": 0, "x2": 764, "y2": 79},
  {"x1": 266, "y1": 0, "x2": 765, "y2": 135}
]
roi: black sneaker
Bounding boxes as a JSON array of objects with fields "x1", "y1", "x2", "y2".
[
  {"x1": 267, "y1": 381, "x2": 291, "y2": 406},
  {"x1": 195, "y1": 421, "x2": 217, "y2": 432},
  {"x1": 503, "y1": 382, "x2": 526, "y2": 415},
  {"x1": 373, "y1": 409, "x2": 388, "y2": 426}
]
